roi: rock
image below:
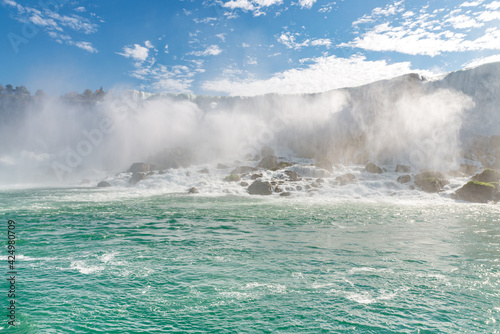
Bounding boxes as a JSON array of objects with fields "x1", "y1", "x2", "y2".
[
  {"x1": 397, "y1": 175, "x2": 411, "y2": 184},
  {"x1": 311, "y1": 182, "x2": 320, "y2": 188},
  {"x1": 414, "y1": 171, "x2": 448, "y2": 193},
  {"x1": 261, "y1": 145, "x2": 275, "y2": 157},
  {"x1": 240, "y1": 182, "x2": 249, "y2": 187},
  {"x1": 251, "y1": 173, "x2": 263, "y2": 180},
  {"x1": 316, "y1": 178, "x2": 324, "y2": 183},
  {"x1": 280, "y1": 192, "x2": 291, "y2": 197},
  {"x1": 128, "y1": 162, "x2": 150, "y2": 173},
  {"x1": 97, "y1": 181, "x2": 111, "y2": 187},
  {"x1": 198, "y1": 168, "x2": 210, "y2": 174},
  {"x1": 151, "y1": 147, "x2": 192, "y2": 169},
  {"x1": 471, "y1": 169, "x2": 500, "y2": 183},
  {"x1": 305, "y1": 185, "x2": 311, "y2": 190},
  {"x1": 278, "y1": 161, "x2": 294, "y2": 168},
  {"x1": 257, "y1": 155, "x2": 278, "y2": 170},
  {"x1": 217, "y1": 163, "x2": 230, "y2": 169},
  {"x1": 456, "y1": 181, "x2": 496, "y2": 203},
  {"x1": 365, "y1": 162, "x2": 383, "y2": 174},
  {"x1": 129, "y1": 172, "x2": 147, "y2": 185},
  {"x1": 285, "y1": 171, "x2": 301, "y2": 181},
  {"x1": 159, "y1": 170, "x2": 166, "y2": 175},
  {"x1": 248, "y1": 180, "x2": 273, "y2": 195},
  {"x1": 315, "y1": 159, "x2": 333, "y2": 173},
  {"x1": 147, "y1": 171, "x2": 155, "y2": 176},
  {"x1": 395, "y1": 165, "x2": 411, "y2": 173},
  {"x1": 188, "y1": 187, "x2": 199, "y2": 194},
  {"x1": 224, "y1": 174, "x2": 241, "y2": 182},
  {"x1": 81, "y1": 179, "x2": 91, "y2": 184},
  {"x1": 296, "y1": 186, "x2": 303, "y2": 191},
  {"x1": 336, "y1": 173, "x2": 355, "y2": 186},
  {"x1": 274, "y1": 186, "x2": 283, "y2": 193},
  {"x1": 230, "y1": 166, "x2": 257, "y2": 175},
  {"x1": 459, "y1": 164, "x2": 477, "y2": 176}
]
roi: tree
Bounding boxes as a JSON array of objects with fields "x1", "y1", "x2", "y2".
[
  {"x1": 83, "y1": 89, "x2": 93, "y2": 99},
  {"x1": 14, "y1": 85, "x2": 30, "y2": 96},
  {"x1": 5, "y1": 84, "x2": 14, "y2": 94},
  {"x1": 35, "y1": 89, "x2": 46, "y2": 98}
]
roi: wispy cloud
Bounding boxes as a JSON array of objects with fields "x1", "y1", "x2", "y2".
[
  {"x1": 343, "y1": 0, "x2": 500, "y2": 56},
  {"x1": 117, "y1": 42, "x2": 152, "y2": 62},
  {"x1": 201, "y1": 54, "x2": 438, "y2": 96},
  {"x1": 222, "y1": 0, "x2": 283, "y2": 16},
  {"x1": 296, "y1": 0, "x2": 317, "y2": 9},
  {"x1": 463, "y1": 53, "x2": 500, "y2": 67},
  {"x1": 187, "y1": 45, "x2": 222, "y2": 56},
  {"x1": 3, "y1": 1, "x2": 99, "y2": 52},
  {"x1": 277, "y1": 31, "x2": 332, "y2": 49}
]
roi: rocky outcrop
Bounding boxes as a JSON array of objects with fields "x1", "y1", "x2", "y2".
[
  {"x1": 397, "y1": 175, "x2": 411, "y2": 184},
  {"x1": 280, "y1": 192, "x2": 291, "y2": 197},
  {"x1": 285, "y1": 170, "x2": 301, "y2": 181},
  {"x1": 230, "y1": 166, "x2": 257, "y2": 174},
  {"x1": 414, "y1": 171, "x2": 448, "y2": 193},
  {"x1": 248, "y1": 180, "x2": 273, "y2": 195},
  {"x1": 129, "y1": 172, "x2": 147, "y2": 185},
  {"x1": 128, "y1": 162, "x2": 151, "y2": 173},
  {"x1": 261, "y1": 145, "x2": 275, "y2": 158},
  {"x1": 365, "y1": 162, "x2": 383, "y2": 174},
  {"x1": 395, "y1": 165, "x2": 411, "y2": 173},
  {"x1": 456, "y1": 181, "x2": 496, "y2": 203},
  {"x1": 224, "y1": 174, "x2": 241, "y2": 182},
  {"x1": 336, "y1": 173, "x2": 355, "y2": 185},
  {"x1": 315, "y1": 159, "x2": 333, "y2": 173},
  {"x1": 458, "y1": 164, "x2": 477, "y2": 176},
  {"x1": 257, "y1": 155, "x2": 278, "y2": 170},
  {"x1": 97, "y1": 181, "x2": 111, "y2": 187},
  {"x1": 217, "y1": 163, "x2": 229, "y2": 169},
  {"x1": 471, "y1": 169, "x2": 500, "y2": 183},
  {"x1": 188, "y1": 187, "x2": 199, "y2": 194}
]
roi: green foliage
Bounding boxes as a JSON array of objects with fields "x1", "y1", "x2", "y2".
[
  {"x1": 466, "y1": 181, "x2": 495, "y2": 189},
  {"x1": 224, "y1": 174, "x2": 241, "y2": 182}
]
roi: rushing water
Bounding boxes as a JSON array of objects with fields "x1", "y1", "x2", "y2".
[{"x1": 1, "y1": 187, "x2": 500, "y2": 333}]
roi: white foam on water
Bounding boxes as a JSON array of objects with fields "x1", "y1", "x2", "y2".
[{"x1": 69, "y1": 260, "x2": 104, "y2": 275}]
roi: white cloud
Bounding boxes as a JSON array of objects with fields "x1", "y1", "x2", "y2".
[
  {"x1": 74, "y1": 6, "x2": 86, "y2": 12},
  {"x1": 297, "y1": 0, "x2": 317, "y2": 9},
  {"x1": 145, "y1": 40, "x2": 154, "y2": 49},
  {"x1": 3, "y1": 0, "x2": 17, "y2": 6},
  {"x1": 164, "y1": 44, "x2": 169, "y2": 53},
  {"x1": 201, "y1": 54, "x2": 438, "y2": 96},
  {"x1": 216, "y1": 33, "x2": 227, "y2": 42},
  {"x1": 188, "y1": 45, "x2": 222, "y2": 56},
  {"x1": 460, "y1": 0, "x2": 483, "y2": 6},
  {"x1": 222, "y1": 0, "x2": 283, "y2": 16},
  {"x1": 247, "y1": 56, "x2": 258, "y2": 65},
  {"x1": 485, "y1": 1, "x2": 500, "y2": 10},
  {"x1": 446, "y1": 14, "x2": 483, "y2": 29},
  {"x1": 277, "y1": 32, "x2": 310, "y2": 49},
  {"x1": 118, "y1": 43, "x2": 150, "y2": 62},
  {"x1": 463, "y1": 53, "x2": 500, "y2": 67},
  {"x1": 242, "y1": 42, "x2": 250, "y2": 47},
  {"x1": 311, "y1": 38, "x2": 332, "y2": 47},
  {"x1": 70, "y1": 41, "x2": 97, "y2": 53},
  {"x1": 194, "y1": 17, "x2": 218, "y2": 24}
]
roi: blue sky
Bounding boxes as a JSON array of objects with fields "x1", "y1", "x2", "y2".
[{"x1": 1, "y1": 0, "x2": 500, "y2": 96}]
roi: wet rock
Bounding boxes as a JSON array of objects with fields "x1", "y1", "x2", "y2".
[
  {"x1": 336, "y1": 173, "x2": 355, "y2": 186},
  {"x1": 240, "y1": 181, "x2": 249, "y2": 187},
  {"x1": 397, "y1": 175, "x2": 411, "y2": 184},
  {"x1": 128, "y1": 162, "x2": 150, "y2": 173},
  {"x1": 129, "y1": 172, "x2": 147, "y2": 185},
  {"x1": 251, "y1": 173, "x2": 263, "y2": 180},
  {"x1": 296, "y1": 185, "x2": 303, "y2": 191},
  {"x1": 315, "y1": 159, "x2": 333, "y2": 173},
  {"x1": 280, "y1": 192, "x2": 291, "y2": 197},
  {"x1": 278, "y1": 161, "x2": 294, "y2": 168},
  {"x1": 159, "y1": 170, "x2": 166, "y2": 175},
  {"x1": 257, "y1": 155, "x2": 278, "y2": 170},
  {"x1": 188, "y1": 187, "x2": 199, "y2": 194},
  {"x1": 395, "y1": 164, "x2": 411, "y2": 173},
  {"x1": 147, "y1": 171, "x2": 155, "y2": 176},
  {"x1": 261, "y1": 145, "x2": 275, "y2": 158},
  {"x1": 274, "y1": 186, "x2": 283, "y2": 193},
  {"x1": 198, "y1": 168, "x2": 210, "y2": 174},
  {"x1": 456, "y1": 181, "x2": 496, "y2": 203},
  {"x1": 231, "y1": 166, "x2": 257, "y2": 175},
  {"x1": 414, "y1": 171, "x2": 448, "y2": 193},
  {"x1": 471, "y1": 169, "x2": 500, "y2": 183},
  {"x1": 285, "y1": 170, "x2": 301, "y2": 181},
  {"x1": 224, "y1": 174, "x2": 241, "y2": 182},
  {"x1": 217, "y1": 163, "x2": 230, "y2": 169},
  {"x1": 316, "y1": 178, "x2": 324, "y2": 183},
  {"x1": 311, "y1": 182, "x2": 320, "y2": 188},
  {"x1": 365, "y1": 162, "x2": 383, "y2": 174},
  {"x1": 97, "y1": 181, "x2": 111, "y2": 187},
  {"x1": 248, "y1": 180, "x2": 273, "y2": 195},
  {"x1": 458, "y1": 164, "x2": 477, "y2": 176}
]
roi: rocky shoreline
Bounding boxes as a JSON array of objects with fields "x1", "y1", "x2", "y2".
[{"x1": 95, "y1": 143, "x2": 500, "y2": 204}]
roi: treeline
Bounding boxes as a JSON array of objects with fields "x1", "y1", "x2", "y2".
[{"x1": 0, "y1": 84, "x2": 107, "y2": 101}]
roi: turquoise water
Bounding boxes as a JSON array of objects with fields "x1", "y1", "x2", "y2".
[{"x1": 1, "y1": 187, "x2": 500, "y2": 333}]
